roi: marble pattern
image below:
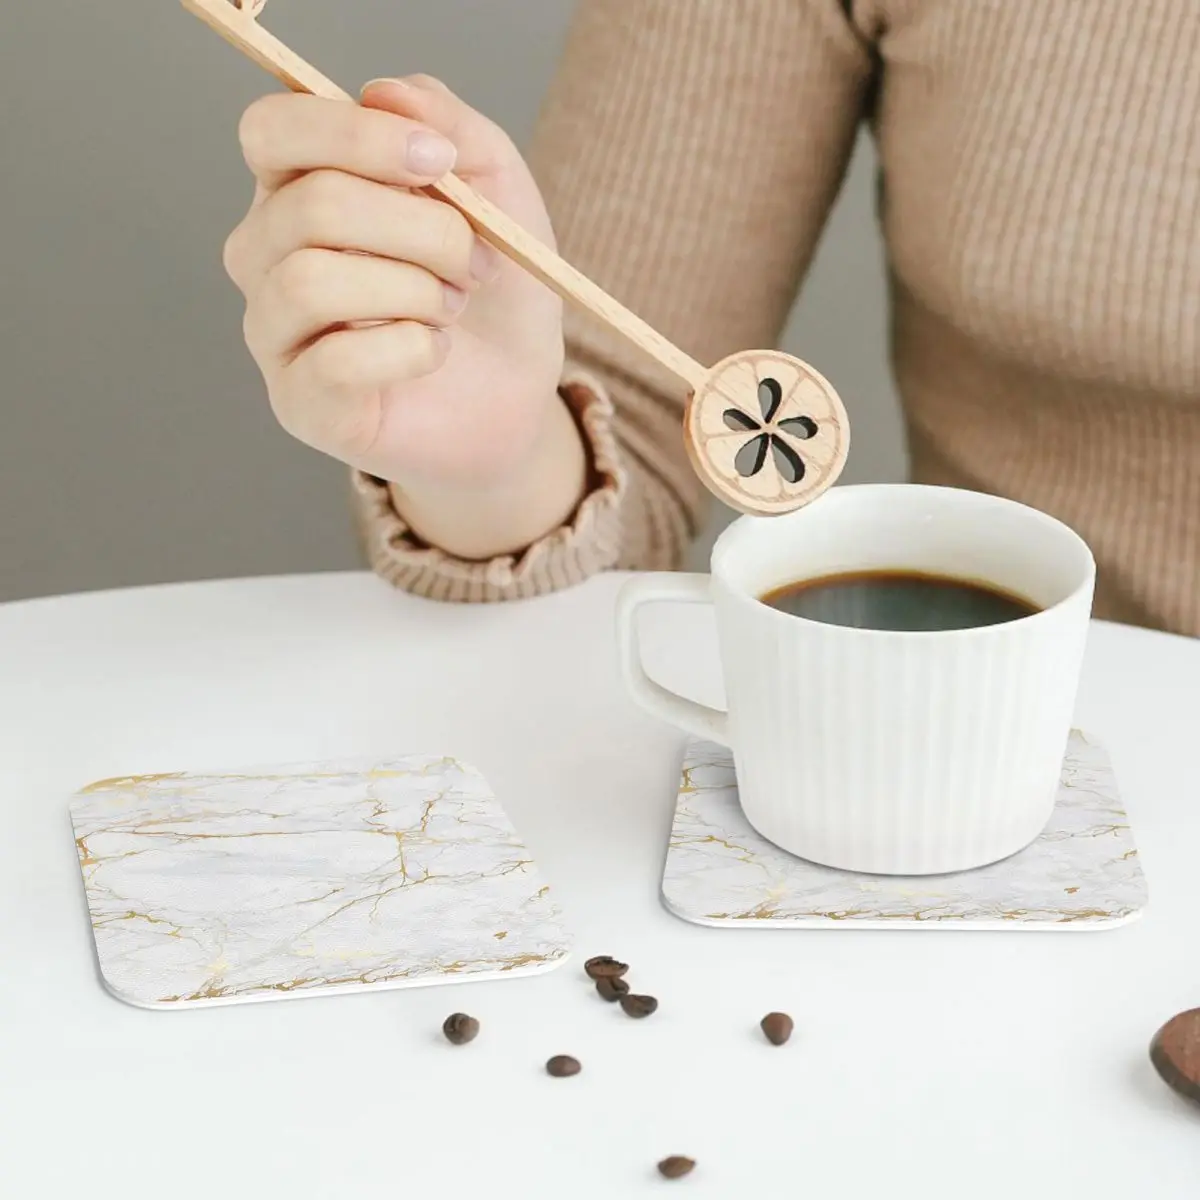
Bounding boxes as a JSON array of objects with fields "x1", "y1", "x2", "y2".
[
  {"x1": 662, "y1": 731, "x2": 1147, "y2": 930},
  {"x1": 70, "y1": 755, "x2": 571, "y2": 1008}
]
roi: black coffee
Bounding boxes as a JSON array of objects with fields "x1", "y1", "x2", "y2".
[{"x1": 760, "y1": 570, "x2": 1038, "y2": 632}]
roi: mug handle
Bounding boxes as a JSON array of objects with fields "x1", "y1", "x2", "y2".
[{"x1": 615, "y1": 573, "x2": 730, "y2": 746}]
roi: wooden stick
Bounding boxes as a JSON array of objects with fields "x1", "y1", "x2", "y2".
[{"x1": 180, "y1": 0, "x2": 709, "y2": 392}]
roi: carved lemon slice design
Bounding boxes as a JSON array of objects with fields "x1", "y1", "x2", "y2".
[{"x1": 684, "y1": 350, "x2": 850, "y2": 516}]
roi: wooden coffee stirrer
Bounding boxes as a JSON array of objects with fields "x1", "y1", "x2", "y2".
[{"x1": 182, "y1": 0, "x2": 850, "y2": 516}]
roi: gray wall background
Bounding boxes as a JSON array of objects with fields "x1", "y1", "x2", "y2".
[{"x1": 0, "y1": 0, "x2": 904, "y2": 604}]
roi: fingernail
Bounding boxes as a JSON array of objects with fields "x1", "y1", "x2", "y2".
[
  {"x1": 429, "y1": 326, "x2": 452, "y2": 357},
  {"x1": 406, "y1": 131, "x2": 456, "y2": 177},
  {"x1": 443, "y1": 284, "x2": 469, "y2": 316},
  {"x1": 360, "y1": 77, "x2": 409, "y2": 95},
  {"x1": 470, "y1": 239, "x2": 502, "y2": 284}
]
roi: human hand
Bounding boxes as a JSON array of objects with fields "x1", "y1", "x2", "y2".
[{"x1": 224, "y1": 77, "x2": 580, "y2": 541}]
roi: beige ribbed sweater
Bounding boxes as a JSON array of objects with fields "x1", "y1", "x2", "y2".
[{"x1": 353, "y1": 0, "x2": 1200, "y2": 637}]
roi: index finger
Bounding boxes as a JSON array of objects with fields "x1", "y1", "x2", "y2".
[{"x1": 238, "y1": 92, "x2": 458, "y2": 193}]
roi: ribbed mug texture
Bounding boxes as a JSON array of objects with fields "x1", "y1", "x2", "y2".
[
  {"x1": 619, "y1": 486, "x2": 1096, "y2": 875},
  {"x1": 712, "y1": 486, "x2": 1095, "y2": 874}
]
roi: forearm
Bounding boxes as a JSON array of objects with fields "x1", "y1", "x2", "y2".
[{"x1": 388, "y1": 389, "x2": 588, "y2": 561}]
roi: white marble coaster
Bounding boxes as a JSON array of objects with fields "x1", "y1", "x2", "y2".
[
  {"x1": 70, "y1": 754, "x2": 571, "y2": 1009},
  {"x1": 662, "y1": 731, "x2": 1147, "y2": 931}
]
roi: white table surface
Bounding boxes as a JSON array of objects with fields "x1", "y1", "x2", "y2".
[{"x1": 2, "y1": 570, "x2": 1198, "y2": 1198}]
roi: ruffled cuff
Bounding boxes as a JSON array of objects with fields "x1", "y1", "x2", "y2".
[{"x1": 351, "y1": 370, "x2": 626, "y2": 602}]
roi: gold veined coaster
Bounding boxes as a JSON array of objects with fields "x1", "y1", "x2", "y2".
[
  {"x1": 663, "y1": 731, "x2": 1147, "y2": 930},
  {"x1": 71, "y1": 753, "x2": 570, "y2": 1008}
]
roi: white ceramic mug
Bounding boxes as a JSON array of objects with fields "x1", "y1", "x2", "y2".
[{"x1": 616, "y1": 484, "x2": 1096, "y2": 875}]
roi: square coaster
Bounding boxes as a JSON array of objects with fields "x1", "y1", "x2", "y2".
[
  {"x1": 71, "y1": 754, "x2": 571, "y2": 1009},
  {"x1": 662, "y1": 730, "x2": 1147, "y2": 930}
]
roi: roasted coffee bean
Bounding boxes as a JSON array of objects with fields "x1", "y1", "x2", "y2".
[
  {"x1": 545, "y1": 1054, "x2": 582, "y2": 1078},
  {"x1": 620, "y1": 993, "x2": 658, "y2": 1019},
  {"x1": 441, "y1": 1012, "x2": 479, "y2": 1045},
  {"x1": 1150, "y1": 1008, "x2": 1200, "y2": 1105},
  {"x1": 596, "y1": 975, "x2": 630, "y2": 1002},
  {"x1": 584, "y1": 955, "x2": 629, "y2": 980},
  {"x1": 657, "y1": 1156, "x2": 695, "y2": 1179},
  {"x1": 760, "y1": 1011, "x2": 794, "y2": 1046}
]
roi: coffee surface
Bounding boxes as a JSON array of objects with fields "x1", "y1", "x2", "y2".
[{"x1": 760, "y1": 570, "x2": 1038, "y2": 632}]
